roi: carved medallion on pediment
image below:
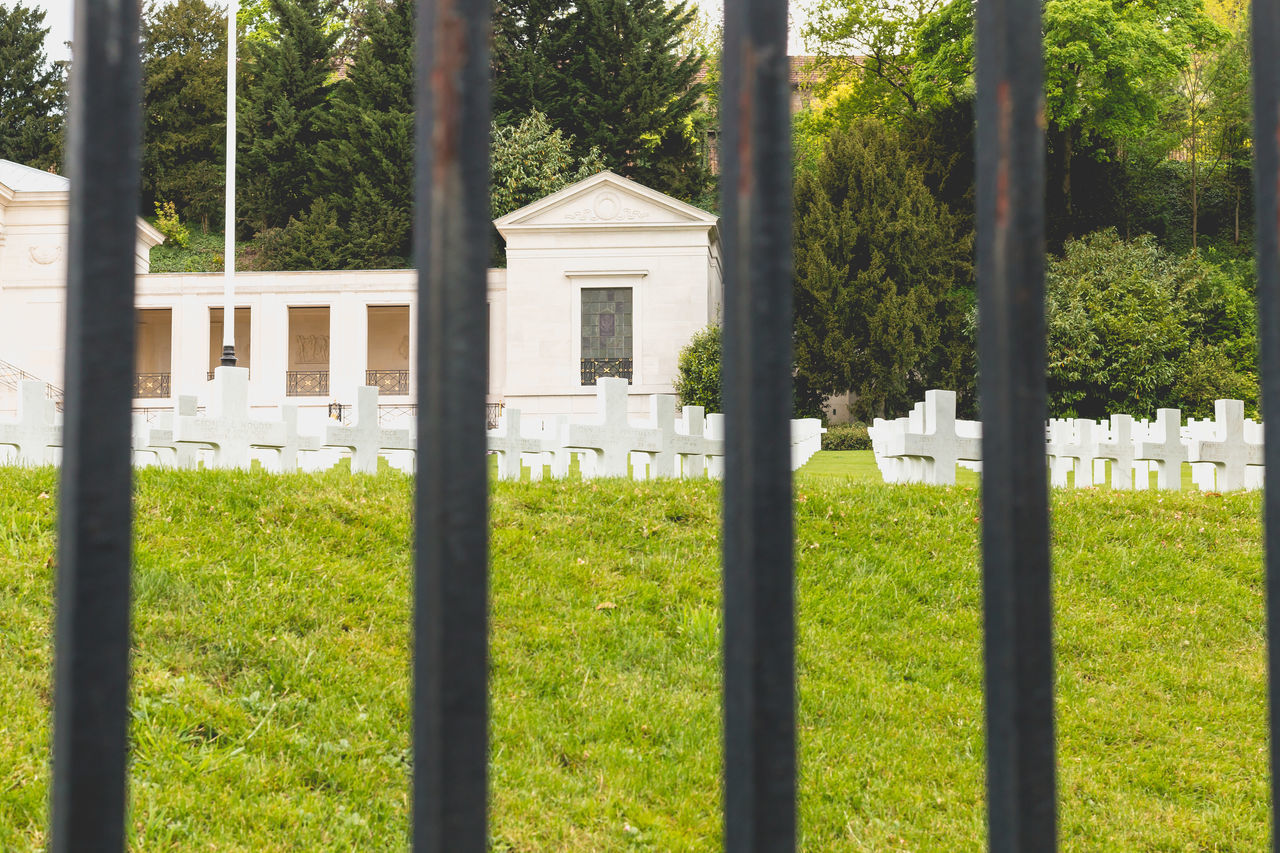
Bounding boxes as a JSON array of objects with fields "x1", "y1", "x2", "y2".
[
  {"x1": 28, "y1": 245, "x2": 62, "y2": 266},
  {"x1": 563, "y1": 192, "x2": 652, "y2": 223}
]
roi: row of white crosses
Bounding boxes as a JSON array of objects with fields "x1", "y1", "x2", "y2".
[
  {"x1": 1, "y1": 373, "x2": 821, "y2": 482},
  {"x1": 487, "y1": 378, "x2": 729, "y2": 481},
  {"x1": 0, "y1": 369, "x2": 416, "y2": 475},
  {"x1": 869, "y1": 391, "x2": 1266, "y2": 492},
  {"x1": 485, "y1": 377, "x2": 827, "y2": 481}
]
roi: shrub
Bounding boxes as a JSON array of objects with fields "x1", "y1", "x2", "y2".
[
  {"x1": 153, "y1": 200, "x2": 190, "y2": 249},
  {"x1": 674, "y1": 324, "x2": 721, "y2": 412},
  {"x1": 821, "y1": 423, "x2": 871, "y2": 451},
  {"x1": 1046, "y1": 229, "x2": 1257, "y2": 419}
]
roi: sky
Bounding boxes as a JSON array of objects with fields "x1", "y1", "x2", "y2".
[{"x1": 15, "y1": 0, "x2": 807, "y2": 66}]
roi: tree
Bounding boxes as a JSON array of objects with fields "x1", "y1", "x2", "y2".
[
  {"x1": 1046, "y1": 230, "x2": 1255, "y2": 418},
  {"x1": 804, "y1": 0, "x2": 948, "y2": 118},
  {"x1": 490, "y1": 111, "x2": 605, "y2": 262},
  {"x1": 238, "y1": 0, "x2": 338, "y2": 232},
  {"x1": 793, "y1": 119, "x2": 972, "y2": 420},
  {"x1": 491, "y1": 0, "x2": 711, "y2": 202},
  {"x1": 0, "y1": 1, "x2": 66, "y2": 171},
  {"x1": 142, "y1": 0, "x2": 229, "y2": 228},
  {"x1": 305, "y1": 0, "x2": 414, "y2": 268}
]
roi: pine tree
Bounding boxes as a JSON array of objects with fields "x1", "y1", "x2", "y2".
[
  {"x1": 491, "y1": 0, "x2": 710, "y2": 201},
  {"x1": 141, "y1": 0, "x2": 229, "y2": 228},
  {"x1": 307, "y1": 0, "x2": 414, "y2": 267},
  {"x1": 793, "y1": 119, "x2": 972, "y2": 419},
  {"x1": 238, "y1": 0, "x2": 338, "y2": 231},
  {"x1": 0, "y1": 1, "x2": 66, "y2": 171}
]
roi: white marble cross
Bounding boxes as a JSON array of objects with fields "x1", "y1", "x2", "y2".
[
  {"x1": 882, "y1": 390, "x2": 980, "y2": 486},
  {"x1": 673, "y1": 405, "x2": 722, "y2": 479},
  {"x1": 175, "y1": 367, "x2": 287, "y2": 470},
  {"x1": 704, "y1": 413, "x2": 725, "y2": 479},
  {"x1": 1055, "y1": 418, "x2": 1100, "y2": 488},
  {"x1": 487, "y1": 408, "x2": 546, "y2": 481},
  {"x1": 1095, "y1": 414, "x2": 1136, "y2": 490},
  {"x1": 143, "y1": 399, "x2": 200, "y2": 469},
  {"x1": 562, "y1": 378, "x2": 660, "y2": 479},
  {"x1": 1190, "y1": 399, "x2": 1263, "y2": 491},
  {"x1": 637, "y1": 395, "x2": 683, "y2": 479},
  {"x1": 1134, "y1": 408, "x2": 1186, "y2": 491},
  {"x1": 273, "y1": 404, "x2": 322, "y2": 473},
  {"x1": 325, "y1": 385, "x2": 415, "y2": 474},
  {"x1": 0, "y1": 380, "x2": 61, "y2": 466}
]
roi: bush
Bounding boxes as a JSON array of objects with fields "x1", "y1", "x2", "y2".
[
  {"x1": 674, "y1": 325, "x2": 721, "y2": 412},
  {"x1": 821, "y1": 423, "x2": 871, "y2": 451},
  {"x1": 153, "y1": 200, "x2": 190, "y2": 249},
  {"x1": 1046, "y1": 229, "x2": 1257, "y2": 419}
]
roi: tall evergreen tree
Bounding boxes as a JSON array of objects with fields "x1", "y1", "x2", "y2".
[
  {"x1": 492, "y1": 0, "x2": 710, "y2": 201},
  {"x1": 306, "y1": 0, "x2": 414, "y2": 267},
  {"x1": 793, "y1": 119, "x2": 972, "y2": 419},
  {"x1": 0, "y1": 1, "x2": 66, "y2": 171},
  {"x1": 238, "y1": 0, "x2": 338, "y2": 232},
  {"x1": 142, "y1": 0, "x2": 229, "y2": 228}
]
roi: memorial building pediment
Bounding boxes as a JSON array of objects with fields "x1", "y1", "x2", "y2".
[{"x1": 493, "y1": 170, "x2": 718, "y2": 232}]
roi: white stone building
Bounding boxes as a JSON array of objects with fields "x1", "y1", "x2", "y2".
[{"x1": 0, "y1": 164, "x2": 722, "y2": 428}]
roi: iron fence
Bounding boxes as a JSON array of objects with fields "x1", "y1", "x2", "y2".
[{"x1": 44, "y1": 0, "x2": 1280, "y2": 850}]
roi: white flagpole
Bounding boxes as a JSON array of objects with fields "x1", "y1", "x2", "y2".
[{"x1": 220, "y1": 0, "x2": 238, "y2": 366}]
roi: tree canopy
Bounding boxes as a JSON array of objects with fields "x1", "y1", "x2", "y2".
[
  {"x1": 793, "y1": 119, "x2": 972, "y2": 419},
  {"x1": 0, "y1": 1, "x2": 65, "y2": 171}
]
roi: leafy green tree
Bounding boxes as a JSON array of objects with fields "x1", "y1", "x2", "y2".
[
  {"x1": 803, "y1": 0, "x2": 947, "y2": 118},
  {"x1": 674, "y1": 324, "x2": 721, "y2": 412},
  {"x1": 238, "y1": 0, "x2": 338, "y2": 232},
  {"x1": 490, "y1": 112, "x2": 605, "y2": 220},
  {"x1": 142, "y1": 0, "x2": 229, "y2": 228},
  {"x1": 1046, "y1": 230, "x2": 1256, "y2": 418},
  {"x1": 0, "y1": 1, "x2": 66, "y2": 171},
  {"x1": 489, "y1": 111, "x2": 605, "y2": 262},
  {"x1": 793, "y1": 119, "x2": 972, "y2": 420}
]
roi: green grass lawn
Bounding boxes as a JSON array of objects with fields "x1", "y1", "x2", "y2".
[{"x1": 0, "y1": 452, "x2": 1268, "y2": 850}]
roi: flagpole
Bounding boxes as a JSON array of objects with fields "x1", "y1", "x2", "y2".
[{"x1": 220, "y1": 0, "x2": 237, "y2": 366}]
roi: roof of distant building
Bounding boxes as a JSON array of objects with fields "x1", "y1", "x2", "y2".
[{"x1": 0, "y1": 160, "x2": 69, "y2": 193}]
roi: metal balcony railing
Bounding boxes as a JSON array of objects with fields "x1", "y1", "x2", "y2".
[
  {"x1": 580, "y1": 357, "x2": 632, "y2": 386},
  {"x1": 366, "y1": 369, "x2": 410, "y2": 394},
  {"x1": 286, "y1": 370, "x2": 329, "y2": 396},
  {"x1": 132, "y1": 373, "x2": 170, "y2": 398}
]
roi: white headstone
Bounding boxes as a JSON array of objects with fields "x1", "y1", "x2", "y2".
[
  {"x1": 0, "y1": 381, "x2": 62, "y2": 466},
  {"x1": 1133, "y1": 408, "x2": 1186, "y2": 491},
  {"x1": 562, "y1": 378, "x2": 660, "y2": 479},
  {"x1": 882, "y1": 390, "x2": 980, "y2": 486},
  {"x1": 1095, "y1": 414, "x2": 1136, "y2": 490},
  {"x1": 488, "y1": 408, "x2": 546, "y2": 481},
  {"x1": 175, "y1": 367, "x2": 288, "y2": 470},
  {"x1": 1189, "y1": 399, "x2": 1262, "y2": 492},
  {"x1": 325, "y1": 385, "x2": 415, "y2": 475},
  {"x1": 673, "y1": 405, "x2": 722, "y2": 479},
  {"x1": 705, "y1": 413, "x2": 725, "y2": 479}
]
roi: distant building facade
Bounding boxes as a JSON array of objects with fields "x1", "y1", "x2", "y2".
[{"x1": 0, "y1": 165, "x2": 722, "y2": 428}]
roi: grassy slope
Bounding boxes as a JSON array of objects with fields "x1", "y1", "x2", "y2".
[{"x1": 0, "y1": 453, "x2": 1267, "y2": 850}]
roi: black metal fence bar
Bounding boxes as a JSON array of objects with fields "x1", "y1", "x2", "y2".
[
  {"x1": 720, "y1": 0, "x2": 796, "y2": 848},
  {"x1": 50, "y1": 0, "x2": 143, "y2": 848},
  {"x1": 412, "y1": 0, "x2": 491, "y2": 847},
  {"x1": 1250, "y1": 4, "x2": 1280, "y2": 847},
  {"x1": 974, "y1": 0, "x2": 1057, "y2": 849}
]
